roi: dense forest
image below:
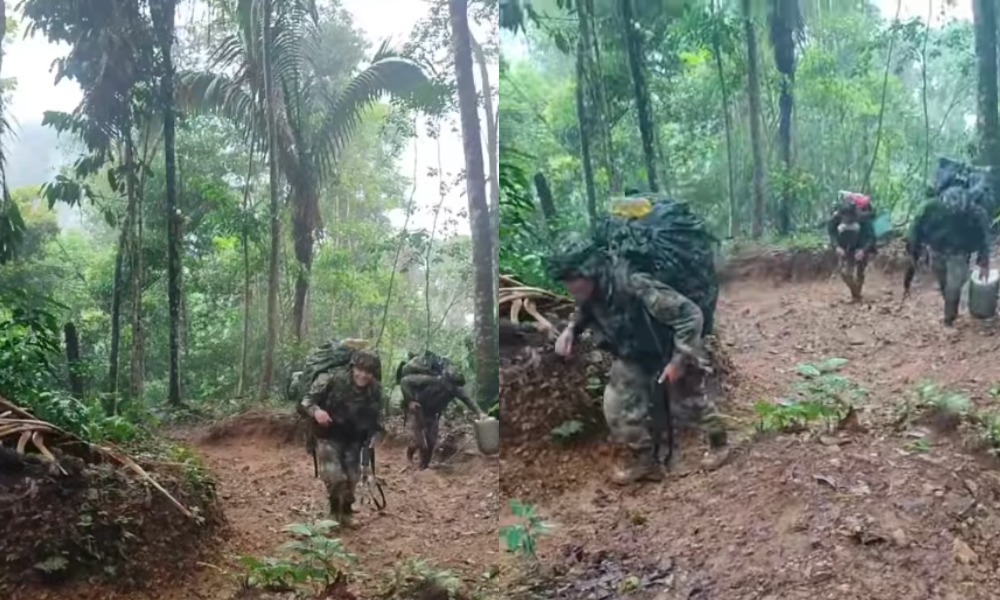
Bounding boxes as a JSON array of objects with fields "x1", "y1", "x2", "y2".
[
  {"x1": 496, "y1": 1, "x2": 1000, "y2": 598},
  {"x1": 499, "y1": 0, "x2": 1000, "y2": 286},
  {"x1": 0, "y1": 1, "x2": 501, "y2": 598}
]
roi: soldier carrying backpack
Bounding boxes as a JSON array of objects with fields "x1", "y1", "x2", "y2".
[
  {"x1": 289, "y1": 339, "x2": 384, "y2": 524},
  {"x1": 546, "y1": 195, "x2": 728, "y2": 487},
  {"x1": 828, "y1": 191, "x2": 877, "y2": 302},
  {"x1": 905, "y1": 157, "x2": 993, "y2": 326}
]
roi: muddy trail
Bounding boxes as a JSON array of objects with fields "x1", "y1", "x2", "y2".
[
  {"x1": 502, "y1": 267, "x2": 1000, "y2": 600},
  {"x1": 20, "y1": 416, "x2": 500, "y2": 600}
]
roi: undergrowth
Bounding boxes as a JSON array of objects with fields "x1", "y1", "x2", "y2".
[
  {"x1": 754, "y1": 358, "x2": 862, "y2": 433},
  {"x1": 500, "y1": 499, "x2": 552, "y2": 559},
  {"x1": 240, "y1": 520, "x2": 356, "y2": 596}
]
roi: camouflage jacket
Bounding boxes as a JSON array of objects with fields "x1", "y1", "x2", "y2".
[
  {"x1": 399, "y1": 355, "x2": 478, "y2": 415},
  {"x1": 827, "y1": 209, "x2": 876, "y2": 253},
  {"x1": 572, "y1": 265, "x2": 708, "y2": 374},
  {"x1": 300, "y1": 366, "x2": 383, "y2": 441},
  {"x1": 908, "y1": 187, "x2": 991, "y2": 264}
]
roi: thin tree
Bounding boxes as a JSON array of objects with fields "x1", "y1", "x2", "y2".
[
  {"x1": 449, "y1": 0, "x2": 498, "y2": 410},
  {"x1": 620, "y1": 0, "x2": 659, "y2": 192},
  {"x1": 973, "y1": 0, "x2": 1000, "y2": 209},
  {"x1": 742, "y1": 0, "x2": 767, "y2": 238}
]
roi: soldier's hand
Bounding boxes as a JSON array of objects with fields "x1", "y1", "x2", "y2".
[
  {"x1": 314, "y1": 409, "x2": 332, "y2": 426},
  {"x1": 658, "y1": 362, "x2": 683, "y2": 385},
  {"x1": 835, "y1": 247, "x2": 846, "y2": 258},
  {"x1": 979, "y1": 264, "x2": 990, "y2": 282},
  {"x1": 854, "y1": 249, "x2": 865, "y2": 262},
  {"x1": 554, "y1": 328, "x2": 574, "y2": 357}
]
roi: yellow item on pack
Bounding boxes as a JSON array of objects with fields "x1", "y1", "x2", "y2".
[{"x1": 609, "y1": 197, "x2": 653, "y2": 220}]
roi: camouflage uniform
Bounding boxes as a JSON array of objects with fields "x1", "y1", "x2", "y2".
[
  {"x1": 300, "y1": 356, "x2": 383, "y2": 523},
  {"x1": 907, "y1": 186, "x2": 991, "y2": 325},
  {"x1": 827, "y1": 202, "x2": 876, "y2": 301},
  {"x1": 398, "y1": 354, "x2": 477, "y2": 469},
  {"x1": 555, "y1": 244, "x2": 727, "y2": 485}
]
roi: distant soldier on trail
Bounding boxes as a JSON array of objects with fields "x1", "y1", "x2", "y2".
[
  {"x1": 827, "y1": 191, "x2": 877, "y2": 302},
  {"x1": 396, "y1": 351, "x2": 484, "y2": 469},
  {"x1": 905, "y1": 157, "x2": 993, "y2": 326}
]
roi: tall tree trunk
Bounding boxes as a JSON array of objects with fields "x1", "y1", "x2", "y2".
[
  {"x1": 290, "y1": 180, "x2": 318, "y2": 343},
  {"x1": 107, "y1": 182, "x2": 136, "y2": 411},
  {"x1": 586, "y1": 0, "x2": 618, "y2": 195},
  {"x1": 534, "y1": 172, "x2": 557, "y2": 227},
  {"x1": 974, "y1": 0, "x2": 1000, "y2": 209},
  {"x1": 711, "y1": 0, "x2": 737, "y2": 238},
  {"x1": 152, "y1": 0, "x2": 183, "y2": 406},
  {"x1": 575, "y1": 35, "x2": 598, "y2": 226},
  {"x1": 743, "y1": 0, "x2": 767, "y2": 238},
  {"x1": 620, "y1": 0, "x2": 659, "y2": 193},
  {"x1": 449, "y1": 0, "x2": 498, "y2": 411},
  {"x1": 770, "y1": 0, "x2": 798, "y2": 234},
  {"x1": 863, "y1": 0, "x2": 902, "y2": 194},
  {"x1": 259, "y1": 0, "x2": 281, "y2": 399},
  {"x1": 239, "y1": 136, "x2": 257, "y2": 396},
  {"x1": 64, "y1": 322, "x2": 85, "y2": 398},
  {"x1": 126, "y1": 131, "x2": 145, "y2": 402},
  {"x1": 469, "y1": 34, "x2": 500, "y2": 329},
  {"x1": 921, "y1": 0, "x2": 931, "y2": 182}
]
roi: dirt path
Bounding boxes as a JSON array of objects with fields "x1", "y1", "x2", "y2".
[
  {"x1": 502, "y1": 269, "x2": 1000, "y2": 599},
  {"x1": 27, "y1": 418, "x2": 499, "y2": 600}
]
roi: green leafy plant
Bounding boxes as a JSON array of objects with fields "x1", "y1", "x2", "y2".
[
  {"x1": 239, "y1": 520, "x2": 356, "y2": 594},
  {"x1": 378, "y1": 558, "x2": 465, "y2": 599},
  {"x1": 550, "y1": 419, "x2": 585, "y2": 443},
  {"x1": 755, "y1": 359, "x2": 860, "y2": 433},
  {"x1": 500, "y1": 499, "x2": 551, "y2": 559}
]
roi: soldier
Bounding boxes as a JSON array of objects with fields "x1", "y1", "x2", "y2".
[
  {"x1": 905, "y1": 184, "x2": 991, "y2": 326},
  {"x1": 548, "y1": 238, "x2": 728, "y2": 486},
  {"x1": 828, "y1": 191, "x2": 876, "y2": 302},
  {"x1": 300, "y1": 350, "x2": 383, "y2": 524},
  {"x1": 397, "y1": 352, "x2": 484, "y2": 469}
]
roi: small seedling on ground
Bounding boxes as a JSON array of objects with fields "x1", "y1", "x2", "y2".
[
  {"x1": 551, "y1": 419, "x2": 585, "y2": 443},
  {"x1": 755, "y1": 358, "x2": 860, "y2": 433},
  {"x1": 239, "y1": 519, "x2": 356, "y2": 595},
  {"x1": 500, "y1": 500, "x2": 552, "y2": 559}
]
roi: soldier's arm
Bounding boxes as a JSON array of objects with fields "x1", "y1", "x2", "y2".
[
  {"x1": 974, "y1": 207, "x2": 992, "y2": 267},
  {"x1": 451, "y1": 383, "x2": 481, "y2": 415},
  {"x1": 629, "y1": 273, "x2": 706, "y2": 369},
  {"x1": 300, "y1": 373, "x2": 332, "y2": 417},
  {"x1": 827, "y1": 212, "x2": 842, "y2": 248},
  {"x1": 570, "y1": 303, "x2": 594, "y2": 338}
]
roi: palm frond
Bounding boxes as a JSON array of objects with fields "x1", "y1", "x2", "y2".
[
  {"x1": 176, "y1": 70, "x2": 263, "y2": 142},
  {"x1": 311, "y1": 49, "x2": 428, "y2": 177}
]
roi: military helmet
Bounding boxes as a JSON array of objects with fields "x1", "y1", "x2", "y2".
[
  {"x1": 349, "y1": 350, "x2": 380, "y2": 375},
  {"x1": 547, "y1": 232, "x2": 604, "y2": 281}
]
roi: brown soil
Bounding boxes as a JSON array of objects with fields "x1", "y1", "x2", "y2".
[
  {"x1": 501, "y1": 263, "x2": 1000, "y2": 599},
  {"x1": 717, "y1": 239, "x2": 913, "y2": 283},
  {"x1": 0, "y1": 448, "x2": 225, "y2": 597},
  {"x1": 13, "y1": 413, "x2": 499, "y2": 600}
]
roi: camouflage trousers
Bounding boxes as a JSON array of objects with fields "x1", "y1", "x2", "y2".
[
  {"x1": 603, "y1": 359, "x2": 726, "y2": 459},
  {"x1": 838, "y1": 252, "x2": 868, "y2": 300},
  {"x1": 931, "y1": 250, "x2": 970, "y2": 324},
  {"x1": 316, "y1": 437, "x2": 363, "y2": 519},
  {"x1": 400, "y1": 374, "x2": 442, "y2": 469}
]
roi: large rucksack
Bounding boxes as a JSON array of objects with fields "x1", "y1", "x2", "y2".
[
  {"x1": 933, "y1": 157, "x2": 994, "y2": 217},
  {"x1": 287, "y1": 338, "x2": 380, "y2": 410},
  {"x1": 592, "y1": 194, "x2": 719, "y2": 335}
]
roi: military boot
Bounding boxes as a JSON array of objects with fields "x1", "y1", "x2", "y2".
[
  {"x1": 700, "y1": 427, "x2": 731, "y2": 471},
  {"x1": 611, "y1": 448, "x2": 663, "y2": 486}
]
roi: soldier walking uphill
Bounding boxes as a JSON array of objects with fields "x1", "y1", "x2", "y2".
[
  {"x1": 397, "y1": 352, "x2": 484, "y2": 469},
  {"x1": 548, "y1": 237, "x2": 729, "y2": 486},
  {"x1": 905, "y1": 159, "x2": 992, "y2": 326},
  {"x1": 300, "y1": 351, "x2": 383, "y2": 524},
  {"x1": 828, "y1": 191, "x2": 876, "y2": 302}
]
